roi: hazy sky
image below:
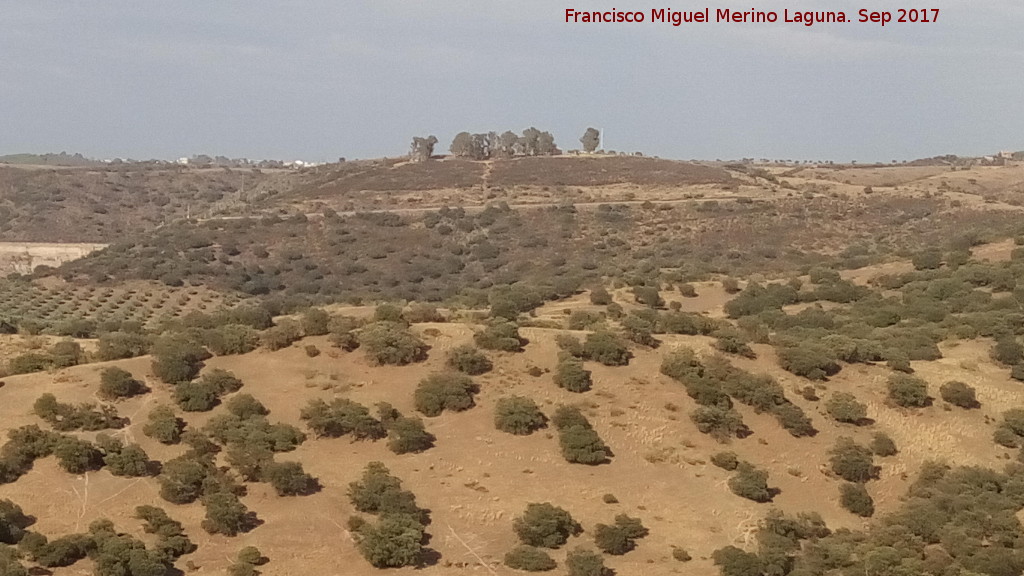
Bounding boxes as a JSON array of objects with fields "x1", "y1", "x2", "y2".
[{"x1": 2, "y1": 1, "x2": 1021, "y2": 162}]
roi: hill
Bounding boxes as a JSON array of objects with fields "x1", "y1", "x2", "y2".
[{"x1": 1, "y1": 154, "x2": 1024, "y2": 576}]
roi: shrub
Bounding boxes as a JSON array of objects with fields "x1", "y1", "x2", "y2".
[
  {"x1": 870, "y1": 432, "x2": 898, "y2": 456},
  {"x1": 143, "y1": 405, "x2": 183, "y2": 444},
  {"x1": 173, "y1": 381, "x2": 219, "y2": 412},
  {"x1": 205, "y1": 324, "x2": 260, "y2": 356},
  {"x1": 825, "y1": 392, "x2": 868, "y2": 424},
  {"x1": 993, "y1": 336, "x2": 1024, "y2": 366},
  {"x1": 565, "y1": 547, "x2": 607, "y2": 576},
  {"x1": 347, "y1": 462, "x2": 424, "y2": 519},
  {"x1": 359, "y1": 321, "x2": 428, "y2": 365},
  {"x1": 98, "y1": 367, "x2": 145, "y2": 400},
  {"x1": 474, "y1": 321, "x2": 526, "y2": 352},
  {"x1": 839, "y1": 482, "x2": 874, "y2": 517},
  {"x1": 714, "y1": 330, "x2": 756, "y2": 359},
  {"x1": 262, "y1": 319, "x2": 302, "y2": 351},
  {"x1": 513, "y1": 503, "x2": 582, "y2": 548},
  {"x1": 50, "y1": 340, "x2": 82, "y2": 368},
  {"x1": 594, "y1": 514, "x2": 648, "y2": 555},
  {"x1": 940, "y1": 380, "x2": 978, "y2": 408},
  {"x1": 1011, "y1": 364, "x2": 1024, "y2": 382},
  {"x1": 34, "y1": 533, "x2": 92, "y2": 567},
  {"x1": 103, "y1": 442, "x2": 151, "y2": 477},
  {"x1": 691, "y1": 406, "x2": 745, "y2": 442},
  {"x1": 728, "y1": 463, "x2": 771, "y2": 502},
  {"x1": 200, "y1": 368, "x2": 244, "y2": 395},
  {"x1": 495, "y1": 396, "x2": 547, "y2": 435},
  {"x1": 621, "y1": 315, "x2": 657, "y2": 347},
  {"x1": 995, "y1": 425, "x2": 1020, "y2": 447},
  {"x1": 776, "y1": 344, "x2": 840, "y2": 380},
  {"x1": 711, "y1": 451, "x2": 740, "y2": 471},
  {"x1": 405, "y1": 303, "x2": 444, "y2": 323},
  {"x1": 151, "y1": 334, "x2": 208, "y2": 384},
  {"x1": 300, "y1": 308, "x2": 330, "y2": 336},
  {"x1": 373, "y1": 303, "x2": 405, "y2": 323},
  {"x1": 236, "y1": 546, "x2": 266, "y2": 566},
  {"x1": 679, "y1": 283, "x2": 697, "y2": 297},
  {"x1": 632, "y1": 286, "x2": 664, "y2": 308},
  {"x1": 829, "y1": 437, "x2": 875, "y2": 482},
  {"x1": 559, "y1": 425, "x2": 610, "y2": 465},
  {"x1": 225, "y1": 394, "x2": 268, "y2": 419},
  {"x1": 504, "y1": 545, "x2": 556, "y2": 571},
  {"x1": 554, "y1": 356, "x2": 592, "y2": 392},
  {"x1": 552, "y1": 405, "x2": 591, "y2": 430},
  {"x1": 582, "y1": 331, "x2": 631, "y2": 366},
  {"x1": 300, "y1": 398, "x2": 385, "y2": 440},
  {"x1": 712, "y1": 545, "x2": 763, "y2": 576},
  {"x1": 773, "y1": 402, "x2": 815, "y2": 437},
  {"x1": 53, "y1": 436, "x2": 103, "y2": 474},
  {"x1": 722, "y1": 277, "x2": 741, "y2": 294},
  {"x1": 446, "y1": 345, "x2": 492, "y2": 375},
  {"x1": 97, "y1": 331, "x2": 150, "y2": 361},
  {"x1": 262, "y1": 461, "x2": 319, "y2": 496},
  {"x1": 601, "y1": 493, "x2": 618, "y2": 504},
  {"x1": 1002, "y1": 408, "x2": 1024, "y2": 436},
  {"x1": 555, "y1": 334, "x2": 585, "y2": 357},
  {"x1": 355, "y1": 514, "x2": 424, "y2": 568},
  {"x1": 413, "y1": 372, "x2": 478, "y2": 417},
  {"x1": 386, "y1": 417, "x2": 435, "y2": 454},
  {"x1": 158, "y1": 454, "x2": 216, "y2": 504},
  {"x1": 912, "y1": 249, "x2": 943, "y2": 270},
  {"x1": 589, "y1": 287, "x2": 612, "y2": 306},
  {"x1": 887, "y1": 374, "x2": 930, "y2": 407},
  {"x1": 201, "y1": 492, "x2": 255, "y2": 536},
  {"x1": 672, "y1": 547, "x2": 692, "y2": 562}
]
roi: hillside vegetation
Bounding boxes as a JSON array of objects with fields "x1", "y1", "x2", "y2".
[{"x1": 1, "y1": 156, "x2": 1024, "y2": 575}]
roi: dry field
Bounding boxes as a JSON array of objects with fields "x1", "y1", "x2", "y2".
[{"x1": 0, "y1": 280, "x2": 1019, "y2": 575}]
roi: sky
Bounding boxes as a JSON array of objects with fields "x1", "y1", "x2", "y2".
[{"x1": 1, "y1": 1, "x2": 1021, "y2": 163}]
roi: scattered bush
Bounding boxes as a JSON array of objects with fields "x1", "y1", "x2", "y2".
[
  {"x1": 151, "y1": 334, "x2": 209, "y2": 384},
  {"x1": 711, "y1": 451, "x2": 740, "y2": 471},
  {"x1": 582, "y1": 331, "x2": 631, "y2": 366},
  {"x1": 513, "y1": 503, "x2": 582, "y2": 548},
  {"x1": 494, "y1": 396, "x2": 547, "y2": 435},
  {"x1": 839, "y1": 482, "x2": 874, "y2": 517},
  {"x1": 53, "y1": 436, "x2": 103, "y2": 474},
  {"x1": 825, "y1": 392, "x2": 868, "y2": 424},
  {"x1": 565, "y1": 547, "x2": 608, "y2": 576},
  {"x1": 359, "y1": 321, "x2": 428, "y2": 365},
  {"x1": 691, "y1": 406, "x2": 745, "y2": 442},
  {"x1": 728, "y1": 463, "x2": 772, "y2": 502},
  {"x1": 504, "y1": 545, "x2": 557, "y2": 571},
  {"x1": 589, "y1": 287, "x2": 612, "y2": 306},
  {"x1": 594, "y1": 514, "x2": 648, "y2": 555},
  {"x1": 98, "y1": 367, "x2": 145, "y2": 400},
  {"x1": 386, "y1": 417, "x2": 435, "y2": 454},
  {"x1": 143, "y1": 405, "x2": 183, "y2": 444},
  {"x1": 173, "y1": 380, "x2": 219, "y2": 412},
  {"x1": 829, "y1": 437, "x2": 875, "y2": 482},
  {"x1": 474, "y1": 321, "x2": 526, "y2": 352},
  {"x1": 300, "y1": 308, "x2": 330, "y2": 336},
  {"x1": 300, "y1": 398, "x2": 385, "y2": 440},
  {"x1": 97, "y1": 331, "x2": 150, "y2": 361},
  {"x1": 776, "y1": 344, "x2": 840, "y2": 380},
  {"x1": 262, "y1": 461, "x2": 319, "y2": 496},
  {"x1": 887, "y1": 374, "x2": 930, "y2": 407},
  {"x1": 554, "y1": 356, "x2": 592, "y2": 392},
  {"x1": 939, "y1": 380, "x2": 978, "y2": 408},
  {"x1": 413, "y1": 372, "x2": 478, "y2": 417},
  {"x1": 201, "y1": 491, "x2": 256, "y2": 536},
  {"x1": 446, "y1": 345, "x2": 492, "y2": 375},
  {"x1": 869, "y1": 432, "x2": 898, "y2": 456}
]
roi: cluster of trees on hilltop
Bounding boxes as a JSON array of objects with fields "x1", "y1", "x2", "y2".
[{"x1": 411, "y1": 127, "x2": 604, "y2": 162}]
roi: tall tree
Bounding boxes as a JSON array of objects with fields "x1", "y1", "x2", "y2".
[
  {"x1": 409, "y1": 136, "x2": 438, "y2": 162},
  {"x1": 580, "y1": 128, "x2": 600, "y2": 153}
]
